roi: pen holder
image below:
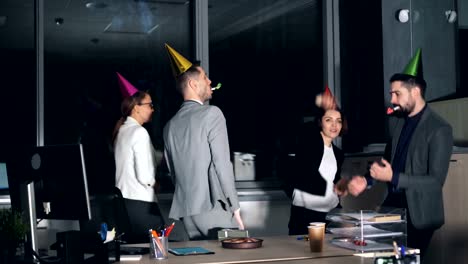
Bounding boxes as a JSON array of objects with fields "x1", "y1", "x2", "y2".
[{"x1": 149, "y1": 236, "x2": 168, "y2": 260}]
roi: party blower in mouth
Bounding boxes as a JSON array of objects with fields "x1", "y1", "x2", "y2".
[
  {"x1": 386, "y1": 106, "x2": 401, "y2": 115},
  {"x1": 211, "y1": 83, "x2": 222, "y2": 91}
]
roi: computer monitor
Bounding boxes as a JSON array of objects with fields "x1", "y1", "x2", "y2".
[
  {"x1": 31, "y1": 144, "x2": 92, "y2": 221},
  {"x1": 0, "y1": 162, "x2": 9, "y2": 198}
]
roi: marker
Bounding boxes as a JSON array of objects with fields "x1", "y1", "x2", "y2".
[
  {"x1": 100, "y1": 223, "x2": 108, "y2": 241},
  {"x1": 165, "y1": 222, "x2": 176, "y2": 237},
  {"x1": 393, "y1": 241, "x2": 400, "y2": 259},
  {"x1": 400, "y1": 245, "x2": 406, "y2": 257}
]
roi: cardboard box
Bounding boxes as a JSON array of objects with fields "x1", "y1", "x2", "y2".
[{"x1": 233, "y1": 152, "x2": 255, "y2": 181}]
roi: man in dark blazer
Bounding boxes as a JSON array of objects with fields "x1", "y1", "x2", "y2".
[
  {"x1": 163, "y1": 44, "x2": 244, "y2": 240},
  {"x1": 348, "y1": 49, "x2": 453, "y2": 259}
]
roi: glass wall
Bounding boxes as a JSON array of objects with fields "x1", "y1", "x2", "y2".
[
  {"x1": 42, "y1": 0, "x2": 191, "y2": 193},
  {"x1": 0, "y1": 1, "x2": 36, "y2": 160},
  {"x1": 209, "y1": 0, "x2": 324, "y2": 180}
]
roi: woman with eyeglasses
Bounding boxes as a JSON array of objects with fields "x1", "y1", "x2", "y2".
[{"x1": 112, "y1": 90, "x2": 164, "y2": 243}]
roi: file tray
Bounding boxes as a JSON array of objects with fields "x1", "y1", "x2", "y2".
[{"x1": 331, "y1": 238, "x2": 394, "y2": 252}]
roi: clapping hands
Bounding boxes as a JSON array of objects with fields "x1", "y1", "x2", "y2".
[
  {"x1": 347, "y1": 176, "x2": 368, "y2": 197},
  {"x1": 315, "y1": 92, "x2": 337, "y2": 110}
]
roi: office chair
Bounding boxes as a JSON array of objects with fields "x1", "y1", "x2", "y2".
[{"x1": 79, "y1": 187, "x2": 131, "y2": 263}]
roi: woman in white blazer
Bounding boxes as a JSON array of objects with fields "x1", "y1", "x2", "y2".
[{"x1": 113, "y1": 90, "x2": 164, "y2": 243}]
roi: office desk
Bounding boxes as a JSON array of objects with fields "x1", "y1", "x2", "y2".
[{"x1": 118, "y1": 235, "x2": 373, "y2": 264}]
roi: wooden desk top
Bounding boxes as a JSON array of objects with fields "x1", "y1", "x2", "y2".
[{"x1": 117, "y1": 235, "x2": 374, "y2": 264}]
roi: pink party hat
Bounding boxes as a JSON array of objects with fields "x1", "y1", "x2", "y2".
[{"x1": 116, "y1": 72, "x2": 139, "y2": 98}]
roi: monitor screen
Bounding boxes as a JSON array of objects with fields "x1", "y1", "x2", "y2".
[
  {"x1": 32, "y1": 144, "x2": 92, "y2": 221},
  {"x1": 0, "y1": 163, "x2": 8, "y2": 190},
  {"x1": 0, "y1": 162, "x2": 9, "y2": 198}
]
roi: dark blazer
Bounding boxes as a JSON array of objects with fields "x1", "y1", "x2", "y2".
[
  {"x1": 386, "y1": 106, "x2": 453, "y2": 229},
  {"x1": 284, "y1": 122, "x2": 344, "y2": 199}
]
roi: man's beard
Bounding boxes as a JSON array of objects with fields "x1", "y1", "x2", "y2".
[
  {"x1": 393, "y1": 102, "x2": 415, "y2": 118},
  {"x1": 202, "y1": 90, "x2": 212, "y2": 102},
  {"x1": 392, "y1": 107, "x2": 406, "y2": 118}
]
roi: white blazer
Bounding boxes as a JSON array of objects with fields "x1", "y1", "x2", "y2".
[{"x1": 115, "y1": 116, "x2": 158, "y2": 202}]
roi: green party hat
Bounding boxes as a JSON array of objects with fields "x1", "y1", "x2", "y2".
[{"x1": 402, "y1": 48, "x2": 423, "y2": 78}]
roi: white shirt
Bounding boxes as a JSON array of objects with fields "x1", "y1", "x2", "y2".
[
  {"x1": 114, "y1": 116, "x2": 158, "y2": 202},
  {"x1": 189, "y1": 99, "x2": 204, "y2": 105},
  {"x1": 292, "y1": 144, "x2": 339, "y2": 212}
]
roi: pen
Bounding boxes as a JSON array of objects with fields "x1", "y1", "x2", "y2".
[
  {"x1": 400, "y1": 245, "x2": 406, "y2": 257},
  {"x1": 100, "y1": 223, "x2": 108, "y2": 241},
  {"x1": 393, "y1": 241, "x2": 400, "y2": 259},
  {"x1": 296, "y1": 236, "x2": 309, "y2": 241}
]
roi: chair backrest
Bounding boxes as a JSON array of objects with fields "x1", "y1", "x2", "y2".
[{"x1": 79, "y1": 187, "x2": 130, "y2": 247}]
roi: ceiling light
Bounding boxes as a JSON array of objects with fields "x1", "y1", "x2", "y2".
[
  {"x1": 147, "y1": 24, "x2": 159, "y2": 34},
  {"x1": 86, "y1": 2, "x2": 108, "y2": 9},
  {"x1": 0, "y1": 16, "x2": 7, "y2": 27},
  {"x1": 55, "y1": 17, "x2": 64, "y2": 25}
]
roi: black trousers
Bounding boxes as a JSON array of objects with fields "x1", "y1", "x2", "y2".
[
  {"x1": 288, "y1": 205, "x2": 329, "y2": 236},
  {"x1": 383, "y1": 191, "x2": 435, "y2": 261},
  {"x1": 123, "y1": 198, "x2": 165, "y2": 243}
]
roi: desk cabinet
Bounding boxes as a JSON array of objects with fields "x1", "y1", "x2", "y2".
[{"x1": 426, "y1": 153, "x2": 468, "y2": 264}]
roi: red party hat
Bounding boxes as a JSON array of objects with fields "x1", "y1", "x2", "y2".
[
  {"x1": 322, "y1": 84, "x2": 337, "y2": 109},
  {"x1": 324, "y1": 84, "x2": 332, "y2": 97}
]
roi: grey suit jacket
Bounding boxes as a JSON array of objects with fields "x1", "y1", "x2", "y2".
[
  {"x1": 387, "y1": 106, "x2": 453, "y2": 229},
  {"x1": 163, "y1": 100, "x2": 240, "y2": 220}
]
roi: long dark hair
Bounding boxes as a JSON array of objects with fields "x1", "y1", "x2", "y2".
[{"x1": 112, "y1": 91, "x2": 148, "y2": 144}]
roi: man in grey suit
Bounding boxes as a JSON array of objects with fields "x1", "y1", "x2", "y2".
[
  {"x1": 163, "y1": 44, "x2": 244, "y2": 240},
  {"x1": 348, "y1": 49, "x2": 453, "y2": 259}
]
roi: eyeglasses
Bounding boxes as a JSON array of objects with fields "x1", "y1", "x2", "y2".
[{"x1": 138, "y1": 102, "x2": 154, "y2": 109}]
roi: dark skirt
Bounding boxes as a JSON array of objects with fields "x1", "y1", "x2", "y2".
[{"x1": 123, "y1": 198, "x2": 165, "y2": 243}]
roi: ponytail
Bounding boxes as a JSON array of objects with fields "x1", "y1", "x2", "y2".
[
  {"x1": 112, "y1": 117, "x2": 126, "y2": 145},
  {"x1": 112, "y1": 91, "x2": 148, "y2": 146}
]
